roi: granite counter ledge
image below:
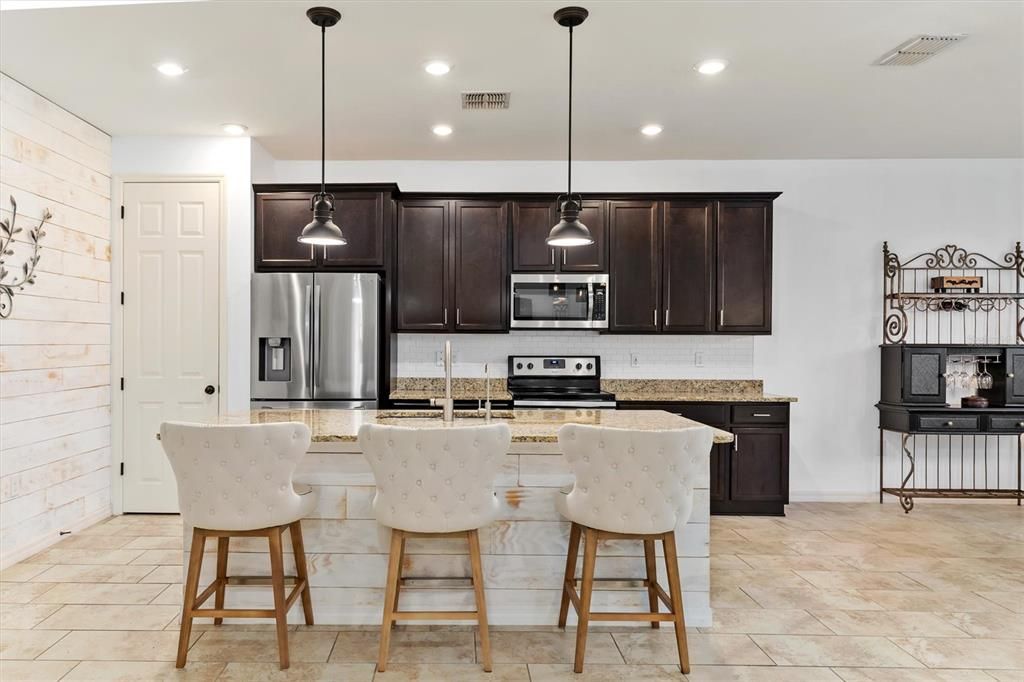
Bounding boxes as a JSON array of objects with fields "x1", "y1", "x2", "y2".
[
  {"x1": 603, "y1": 379, "x2": 798, "y2": 403},
  {"x1": 193, "y1": 408, "x2": 724, "y2": 627}
]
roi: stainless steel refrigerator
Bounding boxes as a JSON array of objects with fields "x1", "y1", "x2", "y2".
[{"x1": 251, "y1": 273, "x2": 379, "y2": 408}]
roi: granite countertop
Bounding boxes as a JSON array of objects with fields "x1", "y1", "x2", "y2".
[
  {"x1": 236, "y1": 408, "x2": 734, "y2": 444},
  {"x1": 602, "y1": 379, "x2": 797, "y2": 403},
  {"x1": 390, "y1": 377, "x2": 512, "y2": 402}
]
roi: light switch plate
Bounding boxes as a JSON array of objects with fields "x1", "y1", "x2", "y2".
[
  {"x1": 694, "y1": 351, "x2": 705, "y2": 367},
  {"x1": 630, "y1": 353, "x2": 640, "y2": 367}
]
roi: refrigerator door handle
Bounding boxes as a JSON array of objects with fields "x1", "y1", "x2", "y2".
[{"x1": 312, "y1": 283, "x2": 322, "y2": 396}]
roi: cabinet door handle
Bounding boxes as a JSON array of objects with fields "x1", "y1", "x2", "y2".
[
  {"x1": 665, "y1": 308, "x2": 669, "y2": 327},
  {"x1": 654, "y1": 308, "x2": 658, "y2": 327},
  {"x1": 719, "y1": 309, "x2": 725, "y2": 326},
  {"x1": 443, "y1": 307, "x2": 448, "y2": 326},
  {"x1": 457, "y1": 308, "x2": 461, "y2": 325},
  {"x1": 1017, "y1": 421, "x2": 1024, "y2": 428},
  {"x1": 1009, "y1": 373, "x2": 1016, "y2": 378},
  {"x1": 734, "y1": 435, "x2": 739, "y2": 453},
  {"x1": 752, "y1": 412, "x2": 771, "y2": 417},
  {"x1": 562, "y1": 250, "x2": 567, "y2": 265},
  {"x1": 945, "y1": 421, "x2": 954, "y2": 427},
  {"x1": 551, "y1": 249, "x2": 555, "y2": 265}
]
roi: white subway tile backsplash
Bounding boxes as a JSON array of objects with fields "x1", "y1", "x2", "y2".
[{"x1": 397, "y1": 332, "x2": 755, "y2": 379}]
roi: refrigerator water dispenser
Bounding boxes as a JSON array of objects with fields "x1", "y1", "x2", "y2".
[{"x1": 259, "y1": 337, "x2": 291, "y2": 382}]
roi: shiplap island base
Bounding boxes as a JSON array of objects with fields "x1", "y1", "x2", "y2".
[{"x1": 183, "y1": 409, "x2": 732, "y2": 628}]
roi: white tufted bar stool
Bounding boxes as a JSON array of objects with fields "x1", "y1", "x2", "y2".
[
  {"x1": 555, "y1": 424, "x2": 713, "y2": 674},
  {"x1": 358, "y1": 422, "x2": 511, "y2": 673},
  {"x1": 159, "y1": 421, "x2": 317, "y2": 670}
]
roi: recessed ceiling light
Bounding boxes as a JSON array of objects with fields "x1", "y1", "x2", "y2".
[
  {"x1": 694, "y1": 59, "x2": 728, "y2": 75},
  {"x1": 432, "y1": 124, "x2": 453, "y2": 137},
  {"x1": 640, "y1": 124, "x2": 663, "y2": 137},
  {"x1": 155, "y1": 62, "x2": 187, "y2": 77},
  {"x1": 221, "y1": 123, "x2": 248, "y2": 136},
  {"x1": 424, "y1": 61, "x2": 451, "y2": 76}
]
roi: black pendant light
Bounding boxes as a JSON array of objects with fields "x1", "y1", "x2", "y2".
[
  {"x1": 547, "y1": 6, "x2": 593, "y2": 248},
  {"x1": 298, "y1": 6, "x2": 347, "y2": 246}
]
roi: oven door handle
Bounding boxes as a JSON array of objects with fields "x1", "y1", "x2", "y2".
[{"x1": 513, "y1": 399, "x2": 618, "y2": 409}]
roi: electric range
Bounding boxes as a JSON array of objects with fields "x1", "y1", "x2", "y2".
[{"x1": 507, "y1": 355, "x2": 616, "y2": 409}]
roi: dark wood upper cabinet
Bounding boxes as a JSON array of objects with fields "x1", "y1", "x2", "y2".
[
  {"x1": 395, "y1": 201, "x2": 449, "y2": 331},
  {"x1": 560, "y1": 200, "x2": 607, "y2": 272},
  {"x1": 254, "y1": 192, "x2": 317, "y2": 269},
  {"x1": 321, "y1": 192, "x2": 386, "y2": 268},
  {"x1": 662, "y1": 201, "x2": 713, "y2": 332},
  {"x1": 512, "y1": 201, "x2": 557, "y2": 272},
  {"x1": 716, "y1": 201, "x2": 772, "y2": 333},
  {"x1": 608, "y1": 200, "x2": 660, "y2": 332},
  {"x1": 255, "y1": 189, "x2": 388, "y2": 271},
  {"x1": 511, "y1": 199, "x2": 607, "y2": 273},
  {"x1": 454, "y1": 201, "x2": 508, "y2": 331}
]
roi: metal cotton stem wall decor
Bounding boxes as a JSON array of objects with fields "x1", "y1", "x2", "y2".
[{"x1": 0, "y1": 195, "x2": 50, "y2": 319}]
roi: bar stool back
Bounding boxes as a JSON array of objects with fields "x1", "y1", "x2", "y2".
[
  {"x1": 160, "y1": 421, "x2": 317, "y2": 670},
  {"x1": 555, "y1": 424, "x2": 713, "y2": 674},
  {"x1": 359, "y1": 422, "x2": 511, "y2": 673}
]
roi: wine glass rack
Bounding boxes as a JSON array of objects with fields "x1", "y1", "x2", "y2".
[{"x1": 878, "y1": 243, "x2": 1023, "y2": 512}]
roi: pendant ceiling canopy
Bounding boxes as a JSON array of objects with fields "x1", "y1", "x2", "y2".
[
  {"x1": 547, "y1": 6, "x2": 593, "y2": 248},
  {"x1": 298, "y1": 6, "x2": 347, "y2": 246}
]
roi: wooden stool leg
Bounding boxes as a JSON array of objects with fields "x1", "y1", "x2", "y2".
[
  {"x1": 289, "y1": 521, "x2": 315, "y2": 625},
  {"x1": 213, "y1": 537, "x2": 229, "y2": 626},
  {"x1": 643, "y1": 538, "x2": 660, "y2": 629},
  {"x1": 662, "y1": 531, "x2": 690, "y2": 674},
  {"x1": 268, "y1": 526, "x2": 290, "y2": 670},
  {"x1": 377, "y1": 528, "x2": 403, "y2": 673},
  {"x1": 176, "y1": 530, "x2": 206, "y2": 668},
  {"x1": 468, "y1": 529, "x2": 492, "y2": 672},
  {"x1": 558, "y1": 522, "x2": 582, "y2": 629},
  {"x1": 390, "y1": 533, "x2": 405, "y2": 629},
  {"x1": 573, "y1": 527, "x2": 598, "y2": 674}
]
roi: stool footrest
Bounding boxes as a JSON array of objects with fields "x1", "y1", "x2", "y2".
[
  {"x1": 192, "y1": 608, "x2": 276, "y2": 619},
  {"x1": 391, "y1": 610, "x2": 482, "y2": 621}
]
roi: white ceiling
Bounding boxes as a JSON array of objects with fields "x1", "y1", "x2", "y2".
[{"x1": 1, "y1": 0, "x2": 1021, "y2": 160}]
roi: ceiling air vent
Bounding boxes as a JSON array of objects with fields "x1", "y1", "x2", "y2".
[
  {"x1": 875, "y1": 34, "x2": 966, "y2": 66},
  {"x1": 461, "y1": 92, "x2": 510, "y2": 110}
]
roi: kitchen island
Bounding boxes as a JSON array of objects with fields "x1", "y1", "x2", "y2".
[{"x1": 187, "y1": 408, "x2": 731, "y2": 627}]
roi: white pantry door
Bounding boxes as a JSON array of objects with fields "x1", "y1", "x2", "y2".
[{"x1": 122, "y1": 181, "x2": 220, "y2": 512}]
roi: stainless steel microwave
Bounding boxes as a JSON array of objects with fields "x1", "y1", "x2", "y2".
[{"x1": 510, "y1": 274, "x2": 609, "y2": 329}]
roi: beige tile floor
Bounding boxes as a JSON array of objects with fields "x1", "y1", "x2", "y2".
[{"x1": 1, "y1": 502, "x2": 1022, "y2": 681}]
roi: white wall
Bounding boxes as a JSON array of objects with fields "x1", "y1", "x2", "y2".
[
  {"x1": 263, "y1": 157, "x2": 1024, "y2": 501},
  {"x1": 0, "y1": 74, "x2": 112, "y2": 566},
  {"x1": 111, "y1": 136, "x2": 252, "y2": 412}
]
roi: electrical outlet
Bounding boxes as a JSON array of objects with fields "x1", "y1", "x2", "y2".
[
  {"x1": 630, "y1": 353, "x2": 640, "y2": 367},
  {"x1": 694, "y1": 351, "x2": 705, "y2": 367},
  {"x1": 434, "y1": 351, "x2": 443, "y2": 367}
]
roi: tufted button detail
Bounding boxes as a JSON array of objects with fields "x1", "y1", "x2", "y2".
[
  {"x1": 416, "y1": 479, "x2": 422, "y2": 486},
  {"x1": 598, "y1": 441, "x2": 605, "y2": 449},
  {"x1": 264, "y1": 438, "x2": 270, "y2": 446},
  {"x1": 429, "y1": 463, "x2": 436, "y2": 470},
  {"x1": 203, "y1": 440, "x2": 210, "y2": 449},
  {"x1": 387, "y1": 440, "x2": 394, "y2": 447},
  {"x1": 233, "y1": 441, "x2": 240, "y2": 449},
  {"x1": 445, "y1": 478, "x2": 452, "y2": 485},
  {"x1": 583, "y1": 455, "x2": 590, "y2": 462},
  {"x1": 264, "y1": 474, "x2": 271, "y2": 480},
  {"x1": 431, "y1": 496, "x2": 437, "y2": 502}
]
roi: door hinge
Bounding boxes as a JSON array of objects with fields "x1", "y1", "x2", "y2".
[
  {"x1": 120, "y1": 205, "x2": 125, "y2": 220},
  {"x1": 120, "y1": 377, "x2": 124, "y2": 391},
  {"x1": 120, "y1": 462, "x2": 124, "y2": 476},
  {"x1": 120, "y1": 291, "x2": 124, "y2": 305}
]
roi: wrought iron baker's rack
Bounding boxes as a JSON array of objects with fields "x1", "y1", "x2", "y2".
[{"x1": 879, "y1": 242, "x2": 1023, "y2": 511}]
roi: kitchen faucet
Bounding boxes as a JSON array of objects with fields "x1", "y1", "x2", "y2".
[{"x1": 431, "y1": 340, "x2": 454, "y2": 422}]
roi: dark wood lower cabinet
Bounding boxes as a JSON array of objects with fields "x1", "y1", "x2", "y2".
[{"x1": 619, "y1": 401, "x2": 790, "y2": 515}]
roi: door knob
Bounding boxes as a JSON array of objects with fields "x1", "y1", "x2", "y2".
[{"x1": 204, "y1": 385, "x2": 216, "y2": 395}]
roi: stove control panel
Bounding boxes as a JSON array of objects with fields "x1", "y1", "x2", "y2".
[{"x1": 509, "y1": 356, "x2": 598, "y2": 377}]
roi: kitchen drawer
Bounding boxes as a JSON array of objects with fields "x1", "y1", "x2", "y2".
[
  {"x1": 911, "y1": 414, "x2": 981, "y2": 432},
  {"x1": 731, "y1": 404, "x2": 788, "y2": 424},
  {"x1": 662, "y1": 404, "x2": 728, "y2": 426},
  {"x1": 987, "y1": 415, "x2": 1024, "y2": 432}
]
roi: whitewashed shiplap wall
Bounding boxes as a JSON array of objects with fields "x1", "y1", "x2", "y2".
[{"x1": 0, "y1": 74, "x2": 112, "y2": 567}]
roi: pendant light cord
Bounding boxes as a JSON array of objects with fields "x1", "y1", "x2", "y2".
[
  {"x1": 567, "y1": 25, "x2": 573, "y2": 198},
  {"x1": 320, "y1": 23, "x2": 326, "y2": 195}
]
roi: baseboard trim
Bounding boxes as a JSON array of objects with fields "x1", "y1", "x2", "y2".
[
  {"x1": 0, "y1": 509, "x2": 111, "y2": 570},
  {"x1": 788, "y1": 491, "x2": 876, "y2": 503}
]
